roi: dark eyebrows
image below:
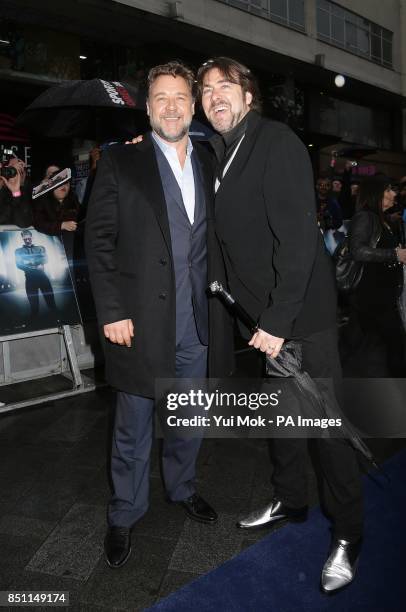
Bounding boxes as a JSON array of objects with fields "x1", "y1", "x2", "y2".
[
  {"x1": 203, "y1": 78, "x2": 232, "y2": 88},
  {"x1": 152, "y1": 91, "x2": 189, "y2": 97}
]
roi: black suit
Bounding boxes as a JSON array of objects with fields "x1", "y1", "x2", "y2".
[
  {"x1": 213, "y1": 112, "x2": 363, "y2": 540},
  {"x1": 213, "y1": 112, "x2": 336, "y2": 340},
  {"x1": 85, "y1": 134, "x2": 233, "y2": 398},
  {"x1": 85, "y1": 134, "x2": 233, "y2": 527}
]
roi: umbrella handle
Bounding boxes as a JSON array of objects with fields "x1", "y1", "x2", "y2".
[{"x1": 208, "y1": 281, "x2": 258, "y2": 334}]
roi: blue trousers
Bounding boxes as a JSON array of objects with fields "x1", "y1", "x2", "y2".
[{"x1": 108, "y1": 315, "x2": 208, "y2": 528}]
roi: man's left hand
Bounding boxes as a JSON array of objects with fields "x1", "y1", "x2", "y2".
[{"x1": 248, "y1": 329, "x2": 284, "y2": 359}]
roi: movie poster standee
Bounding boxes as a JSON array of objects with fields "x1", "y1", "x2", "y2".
[{"x1": 0, "y1": 226, "x2": 98, "y2": 413}]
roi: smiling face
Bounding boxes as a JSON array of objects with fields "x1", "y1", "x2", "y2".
[
  {"x1": 53, "y1": 181, "x2": 70, "y2": 201},
  {"x1": 147, "y1": 74, "x2": 194, "y2": 144},
  {"x1": 201, "y1": 67, "x2": 252, "y2": 134}
]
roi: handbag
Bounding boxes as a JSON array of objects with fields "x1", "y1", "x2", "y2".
[
  {"x1": 334, "y1": 215, "x2": 382, "y2": 293},
  {"x1": 334, "y1": 236, "x2": 364, "y2": 293}
]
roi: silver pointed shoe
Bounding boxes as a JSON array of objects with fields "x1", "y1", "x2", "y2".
[
  {"x1": 236, "y1": 499, "x2": 308, "y2": 530},
  {"x1": 321, "y1": 538, "x2": 361, "y2": 594}
]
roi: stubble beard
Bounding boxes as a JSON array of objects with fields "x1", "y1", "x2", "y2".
[
  {"x1": 150, "y1": 117, "x2": 191, "y2": 143},
  {"x1": 209, "y1": 107, "x2": 246, "y2": 135}
]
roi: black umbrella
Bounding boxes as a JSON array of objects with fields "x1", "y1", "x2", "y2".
[
  {"x1": 16, "y1": 79, "x2": 148, "y2": 140},
  {"x1": 337, "y1": 145, "x2": 377, "y2": 160},
  {"x1": 209, "y1": 281, "x2": 377, "y2": 467}
]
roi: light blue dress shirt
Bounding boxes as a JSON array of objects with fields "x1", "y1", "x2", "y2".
[{"x1": 152, "y1": 132, "x2": 195, "y2": 224}]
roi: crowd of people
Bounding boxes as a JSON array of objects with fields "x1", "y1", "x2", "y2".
[{"x1": 0, "y1": 147, "x2": 101, "y2": 234}]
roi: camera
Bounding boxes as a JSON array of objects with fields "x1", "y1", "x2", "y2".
[
  {"x1": 0, "y1": 166, "x2": 17, "y2": 179},
  {"x1": 0, "y1": 149, "x2": 18, "y2": 179}
]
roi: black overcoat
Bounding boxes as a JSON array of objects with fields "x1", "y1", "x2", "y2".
[
  {"x1": 213, "y1": 112, "x2": 337, "y2": 340},
  {"x1": 85, "y1": 134, "x2": 233, "y2": 397}
]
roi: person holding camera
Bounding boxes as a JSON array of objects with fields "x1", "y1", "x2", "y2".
[{"x1": 0, "y1": 155, "x2": 33, "y2": 227}]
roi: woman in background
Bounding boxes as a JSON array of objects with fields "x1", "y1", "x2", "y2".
[
  {"x1": 33, "y1": 166, "x2": 79, "y2": 236},
  {"x1": 347, "y1": 175, "x2": 406, "y2": 376}
]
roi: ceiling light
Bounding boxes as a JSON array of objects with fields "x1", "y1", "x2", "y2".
[{"x1": 334, "y1": 74, "x2": 346, "y2": 88}]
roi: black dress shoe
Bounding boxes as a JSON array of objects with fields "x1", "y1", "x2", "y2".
[
  {"x1": 237, "y1": 498, "x2": 308, "y2": 530},
  {"x1": 104, "y1": 526, "x2": 132, "y2": 568},
  {"x1": 179, "y1": 493, "x2": 218, "y2": 524}
]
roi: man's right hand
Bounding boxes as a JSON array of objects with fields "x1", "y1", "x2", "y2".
[
  {"x1": 103, "y1": 319, "x2": 134, "y2": 347},
  {"x1": 396, "y1": 247, "x2": 406, "y2": 264},
  {"x1": 61, "y1": 221, "x2": 78, "y2": 232},
  {"x1": 125, "y1": 135, "x2": 144, "y2": 145}
]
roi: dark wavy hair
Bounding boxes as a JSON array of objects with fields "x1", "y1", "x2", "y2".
[
  {"x1": 357, "y1": 175, "x2": 392, "y2": 225},
  {"x1": 196, "y1": 56, "x2": 262, "y2": 113},
  {"x1": 147, "y1": 61, "x2": 196, "y2": 98}
]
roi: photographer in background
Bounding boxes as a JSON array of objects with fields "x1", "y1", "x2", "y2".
[{"x1": 0, "y1": 153, "x2": 33, "y2": 227}]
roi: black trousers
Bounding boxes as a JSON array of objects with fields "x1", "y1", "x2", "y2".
[
  {"x1": 345, "y1": 301, "x2": 406, "y2": 377},
  {"x1": 271, "y1": 326, "x2": 363, "y2": 541},
  {"x1": 25, "y1": 271, "x2": 57, "y2": 316}
]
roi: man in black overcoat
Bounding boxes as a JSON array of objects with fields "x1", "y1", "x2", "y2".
[
  {"x1": 85, "y1": 61, "x2": 233, "y2": 569},
  {"x1": 197, "y1": 57, "x2": 363, "y2": 593}
]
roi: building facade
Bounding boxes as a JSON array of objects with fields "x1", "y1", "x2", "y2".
[{"x1": 1, "y1": 0, "x2": 406, "y2": 178}]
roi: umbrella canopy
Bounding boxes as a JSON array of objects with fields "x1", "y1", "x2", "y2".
[
  {"x1": 16, "y1": 79, "x2": 148, "y2": 140},
  {"x1": 337, "y1": 145, "x2": 377, "y2": 160},
  {"x1": 265, "y1": 341, "x2": 376, "y2": 465}
]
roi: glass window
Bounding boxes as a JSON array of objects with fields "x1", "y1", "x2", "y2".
[
  {"x1": 345, "y1": 21, "x2": 357, "y2": 50},
  {"x1": 382, "y1": 38, "x2": 392, "y2": 65},
  {"x1": 331, "y1": 4, "x2": 345, "y2": 19},
  {"x1": 217, "y1": 0, "x2": 305, "y2": 31},
  {"x1": 249, "y1": 0, "x2": 267, "y2": 15},
  {"x1": 270, "y1": 0, "x2": 288, "y2": 21},
  {"x1": 382, "y1": 28, "x2": 392, "y2": 42},
  {"x1": 317, "y1": 0, "x2": 330, "y2": 10},
  {"x1": 289, "y1": 0, "x2": 304, "y2": 26},
  {"x1": 357, "y1": 27, "x2": 370, "y2": 56},
  {"x1": 316, "y1": 0, "x2": 392, "y2": 67},
  {"x1": 370, "y1": 33, "x2": 382, "y2": 60},
  {"x1": 317, "y1": 7, "x2": 330, "y2": 38},
  {"x1": 331, "y1": 16, "x2": 344, "y2": 45}
]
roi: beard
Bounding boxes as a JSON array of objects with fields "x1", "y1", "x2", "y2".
[
  {"x1": 150, "y1": 115, "x2": 192, "y2": 143},
  {"x1": 208, "y1": 103, "x2": 245, "y2": 134}
]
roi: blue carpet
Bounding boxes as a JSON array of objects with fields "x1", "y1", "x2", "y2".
[{"x1": 148, "y1": 451, "x2": 406, "y2": 612}]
